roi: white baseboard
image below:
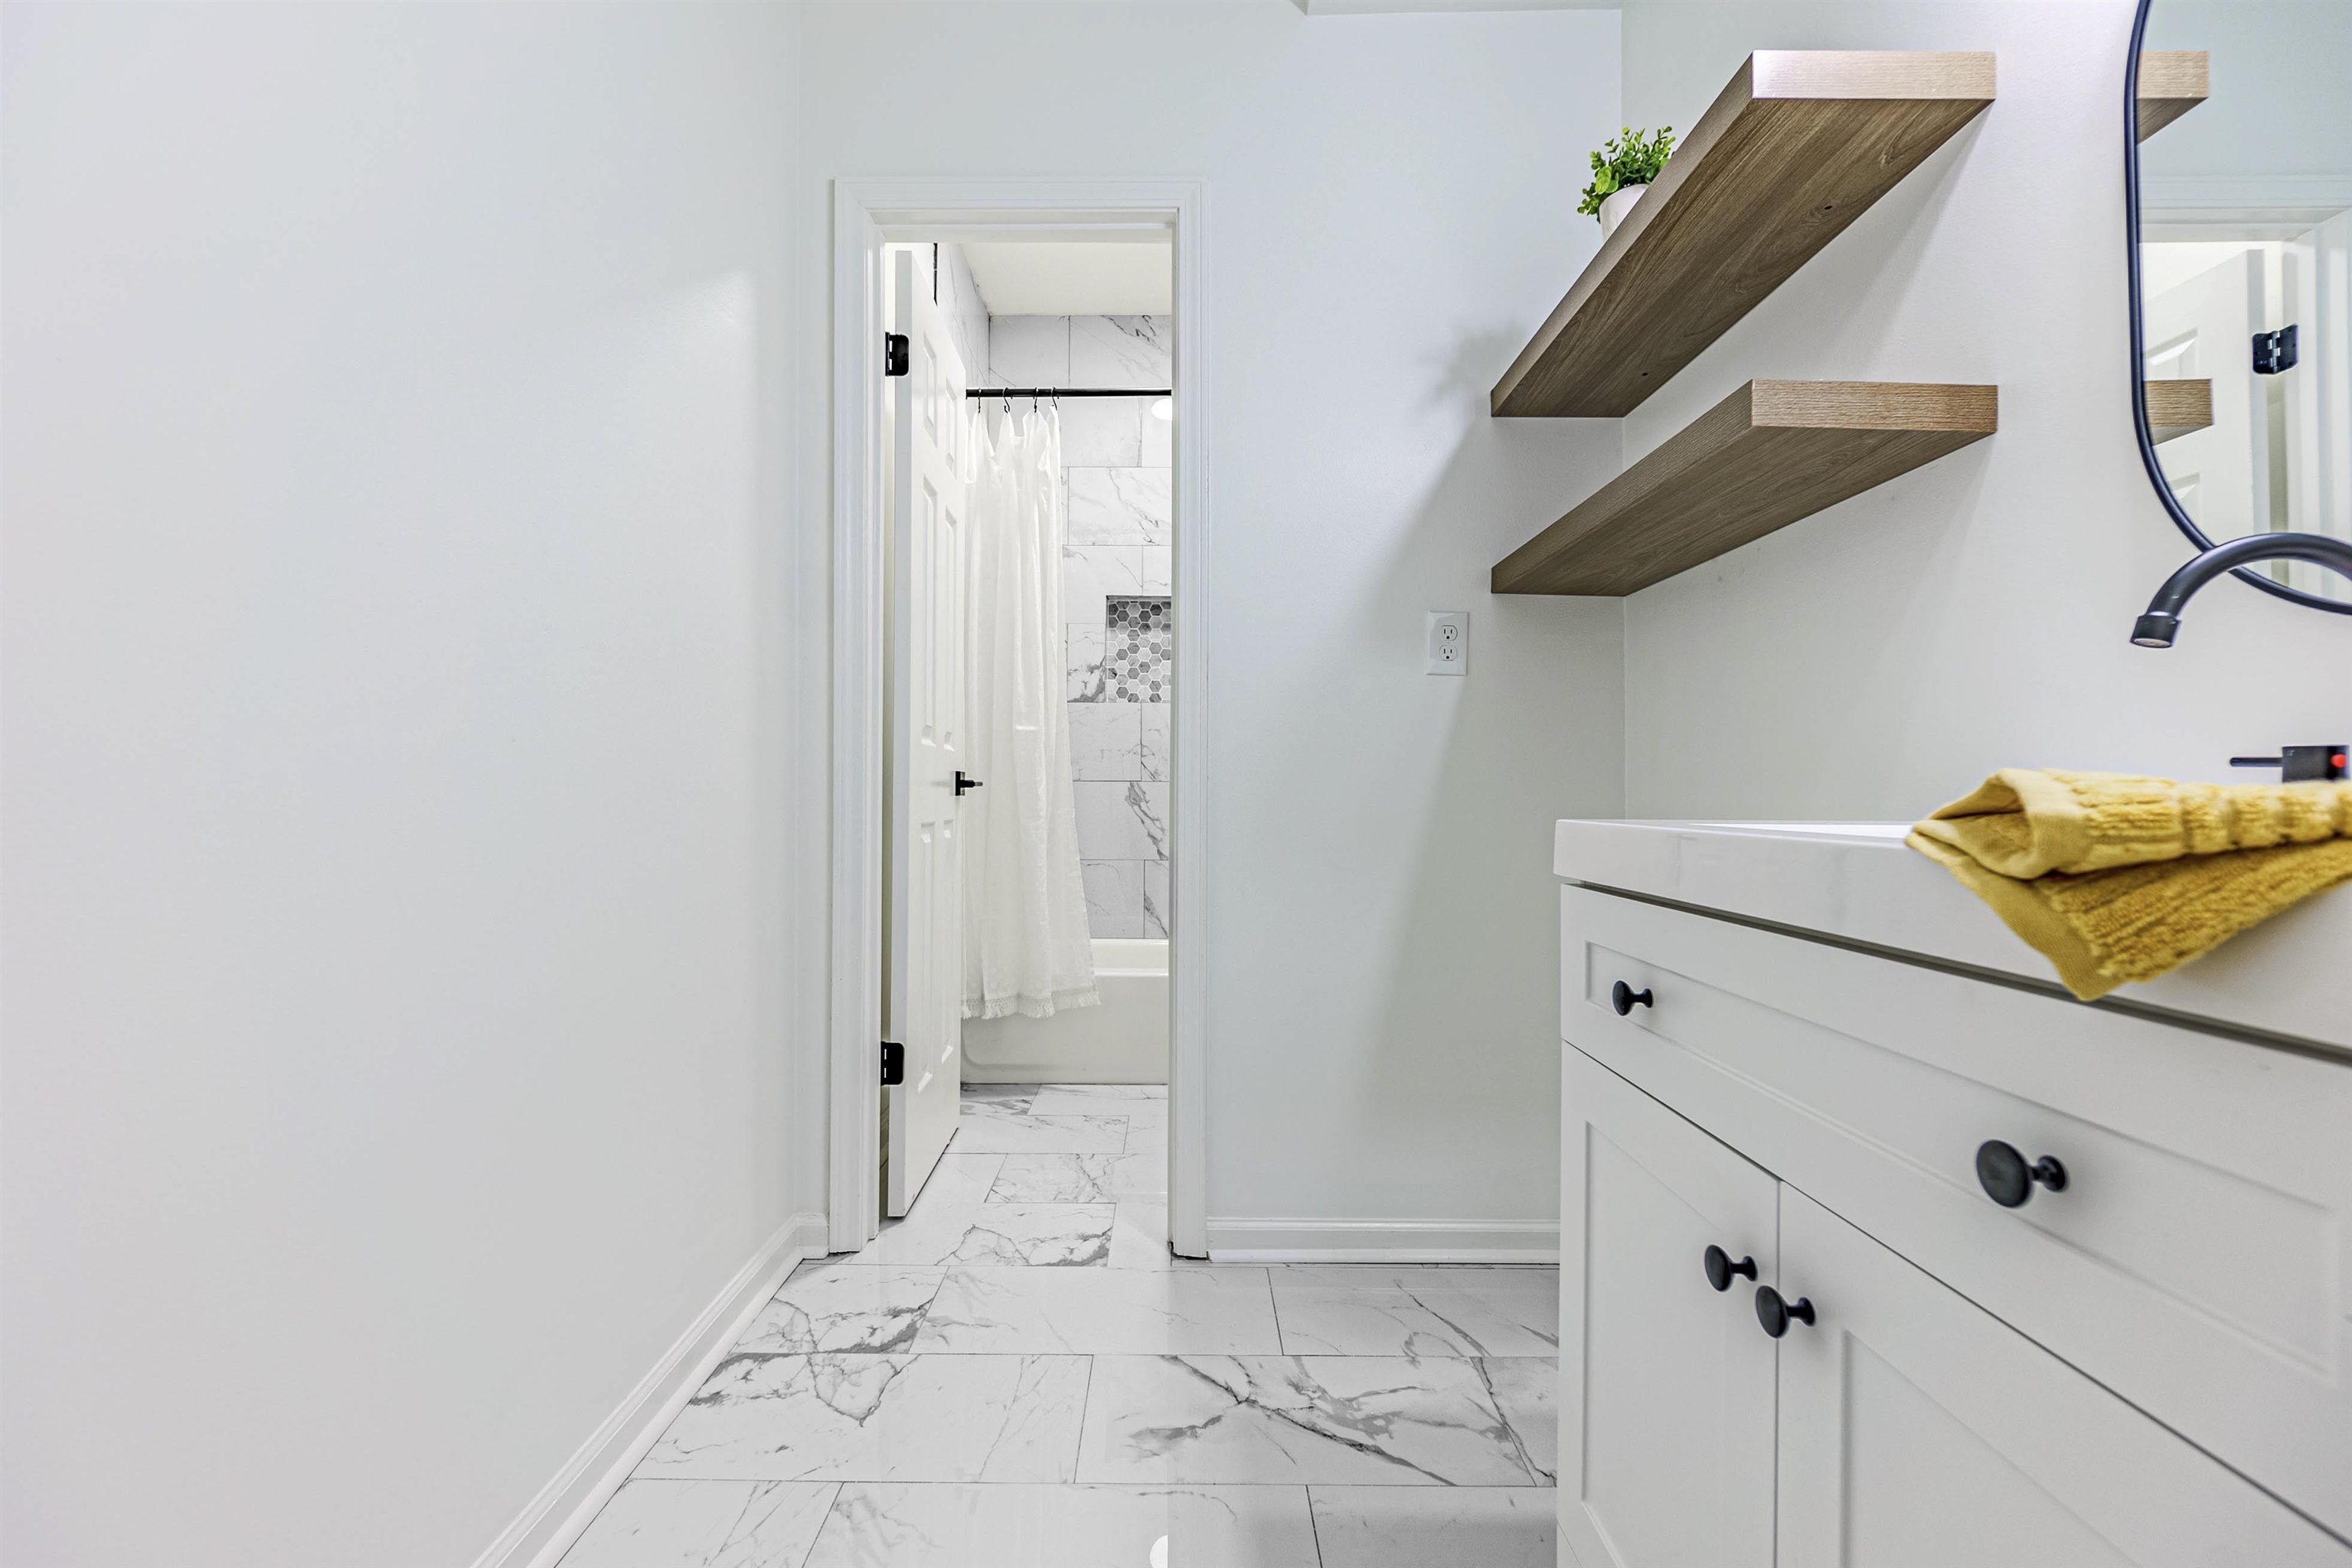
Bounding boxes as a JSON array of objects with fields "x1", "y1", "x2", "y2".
[
  {"x1": 1204, "y1": 1216, "x2": 1560, "y2": 1264},
  {"x1": 469, "y1": 1211, "x2": 831, "y2": 1568}
]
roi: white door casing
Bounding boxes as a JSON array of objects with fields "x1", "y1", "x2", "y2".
[
  {"x1": 828, "y1": 180, "x2": 1206, "y2": 1256},
  {"x1": 884, "y1": 244, "x2": 969, "y2": 1218}
]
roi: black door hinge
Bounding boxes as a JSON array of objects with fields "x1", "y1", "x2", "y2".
[
  {"x1": 880, "y1": 1040, "x2": 906, "y2": 1086},
  {"x1": 2253, "y1": 325, "x2": 2299, "y2": 375},
  {"x1": 884, "y1": 333, "x2": 910, "y2": 377}
]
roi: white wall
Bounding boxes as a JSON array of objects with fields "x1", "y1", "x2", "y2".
[
  {"x1": 1, "y1": 6, "x2": 812, "y2": 1565},
  {"x1": 2140, "y1": 1, "x2": 2352, "y2": 185},
  {"x1": 1615, "y1": 0, "x2": 2352, "y2": 820},
  {"x1": 793, "y1": 3, "x2": 1626, "y2": 1245}
]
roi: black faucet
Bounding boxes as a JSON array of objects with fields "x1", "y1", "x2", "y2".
[{"x1": 2131, "y1": 531, "x2": 2352, "y2": 647}]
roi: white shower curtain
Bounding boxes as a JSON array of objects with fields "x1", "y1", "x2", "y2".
[{"x1": 962, "y1": 406, "x2": 1099, "y2": 1019}]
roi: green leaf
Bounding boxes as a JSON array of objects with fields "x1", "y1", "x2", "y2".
[{"x1": 1577, "y1": 125, "x2": 1676, "y2": 218}]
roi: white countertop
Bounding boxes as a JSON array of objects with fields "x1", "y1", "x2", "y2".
[{"x1": 1555, "y1": 819, "x2": 2350, "y2": 1055}]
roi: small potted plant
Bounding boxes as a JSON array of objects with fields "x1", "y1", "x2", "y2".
[{"x1": 1579, "y1": 126, "x2": 1676, "y2": 240}]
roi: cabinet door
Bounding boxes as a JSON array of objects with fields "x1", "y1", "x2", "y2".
[
  {"x1": 1560, "y1": 1049, "x2": 1777, "y2": 1568},
  {"x1": 1776, "y1": 1187, "x2": 2352, "y2": 1567}
]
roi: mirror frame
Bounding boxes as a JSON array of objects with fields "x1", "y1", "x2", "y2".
[{"x1": 2124, "y1": 0, "x2": 2352, "y2": 616}]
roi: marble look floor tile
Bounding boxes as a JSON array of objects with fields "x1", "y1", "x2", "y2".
[
  {"x1": 1031, "y1": 1086, "x2": 1167, "y2": 1124},
  {"x1": 1028, "y1": 1081, "x2": 1167, "y2": 1100},
  {"x1": 1272, "y1": 1285, "x2": 1560, "y2": 1358},
  {"x1": 1076, "y1": 1356, "x2": 1551, "y2": 1487},
  {"x1": 940, "y1": 1266, "x2": 1278, "y2": 1354},
  {"x1": 1108, "y1": 1203, "x2": 1187, "y2": 1269},
  {"x1": 1307, "y1": 1486, "x2": 1555, "y2": 1568},
  {"x1": 639, "y1": 1354, "x2": 1087, "y2": 1483},
  {"x1": 805, "y1": 1482, "x2": 1318, "y2": 1567},
  {"x1": 952, "y1": 1103, "x2": 1129, "y2": 1155},
  {"x1": 847, "y1": 1203, "x2": 1117, "y2": 1266},
  {"x1": 1479, "y1": 1357, "x2": 1558, "y2": 1485},
  {"x1": 559, "y1": 1478, "x2": 838, "y2": 1568},
  {"x1": 991, "y1": 1152, "x2": 1166, "y2": 1203},
  {"x1": 737, "y1": 1266, "x2": 952, "y2": 1354},
  {"x1": 1070, "y1": 315, "x2": 1171, "y2": 389},
  {"x1": 740, "y1": 1264, "x2": 1275, "y2": 1355},
  {"x1": 959, "y1": 1083, "x2": 1040, "y2": 1107},
  {"x1": 916, "y1": 1152, "x2": 1006, "y2": 1207},
  {"x1": 1271, "y1": 1265, "x2": 1558, "y2": 1292}
]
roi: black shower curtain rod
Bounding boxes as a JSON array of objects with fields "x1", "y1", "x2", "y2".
[{"x1": 965, "y1": 387, "x2": 1171, "y2": 398}]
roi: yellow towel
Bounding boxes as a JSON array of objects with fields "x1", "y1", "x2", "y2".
[{"x1": 1906, "y1": 769, "x2": 2352, "y2": 1000}]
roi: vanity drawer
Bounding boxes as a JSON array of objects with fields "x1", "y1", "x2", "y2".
[{"x1": 1563, "y1": 885, "x2": 2352, "y2": 1542}]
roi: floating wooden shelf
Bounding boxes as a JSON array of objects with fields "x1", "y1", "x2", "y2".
[
  {"x1": 1491, "y1": 52, "x2": 1995, "y2": 420},
  {"x1": 1492, "y1": 381, "x2": 1998, "y2": 596},
  {"x1": 2136, "y1": 52, "x2": 2208, "y2": 140},
  {"x1": 2146, "y1": 378, "x2": 2213, "y2": 445}
]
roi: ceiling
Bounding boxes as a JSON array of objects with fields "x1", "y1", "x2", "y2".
[{"x1": 961, "y1": 240, "x2": 1173, "y2": 316}]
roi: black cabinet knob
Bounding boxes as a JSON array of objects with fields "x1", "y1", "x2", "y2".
[
  {"x1": 1610, "y1": 980, "x2": 1654, "y2": 1016},
  {"x1": 1703, "y1": 1244, "x2": 1757, "y2": 1292},
  {"x1": 1754, "y1": 1285, "x2": 1815, "y2": 1338},
  {"x1": 954, "y1": 771, "x2": 983, "y2": 795},
  {"x1": 1975, "y1": 1140, "x2": 2068, "y2": 1209}
]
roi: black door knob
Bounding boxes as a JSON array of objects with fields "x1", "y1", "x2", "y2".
[
  {"x1": 1754, "y1": 1285, "x2": 1815, "y2": 1338},
  {"x1": 1610, "y1": 980, "x2": 1654, "y2": 1016},
  {"x1": 1703, "y1": 1244, "x2": 1757, "y2": 1292},
  {"x1": 954, "y1": 771, "x2": 982, "y2": 795},
  {"x1": 1975, "y1": 1140, "x2": 2067, "y2": 1208}
]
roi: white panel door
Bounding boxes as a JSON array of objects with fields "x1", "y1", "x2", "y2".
[
  {"x1": 884, "y1": 246, "x2": 970, "y2": 1217},
  {"x1": 1775, "y1": 1185, "x2": 2352, "y2": 1568},
  {"x1": 2145, "y1": 247, "x2": 2266, "y2": 536},
  {"x1": 1560, "y1": 1049, "x2": 1778, "y2": 1568}
]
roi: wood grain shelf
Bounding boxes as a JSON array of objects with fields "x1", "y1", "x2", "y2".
[
  {"x1": 2146, "y1": 378, "x2": 2213, "y2": 445},
  {"x1": 1491, "y1": 381, "x2": 1998, "y2": 596},
  {"x1": 1491, "y1": 52, "x2": 1995, "y2": 420},
  {"x1": 2136, "y1": 52, "x2": 2208, "y2": 141}
]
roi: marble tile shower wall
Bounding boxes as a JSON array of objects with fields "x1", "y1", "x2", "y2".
[
  {"x1": 985, "y1": 315, "x2": 1173, "y2": 939},
  {"x1": 938, "y1": 243, "x2": 990, "y2": 394}
]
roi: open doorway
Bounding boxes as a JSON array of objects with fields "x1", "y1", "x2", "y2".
[
  {"x1": 880, "y1": 234, "x2": 1173, "y2": 1223},
  {"x1": 828, "y1": 181, "x2": 1207, "y2": 1261}
]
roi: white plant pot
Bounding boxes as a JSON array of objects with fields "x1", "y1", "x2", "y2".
[{"x1": 1598, "y1": 183, "x2": 1648, "y2": 240}]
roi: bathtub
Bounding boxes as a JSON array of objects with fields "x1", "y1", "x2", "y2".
[{"x1": 962, "y1": 938, "x2": 1168, "y2": 1084}]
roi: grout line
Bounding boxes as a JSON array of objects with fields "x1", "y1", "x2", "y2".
[
  {"x1": 619, "y1": 1478, "x2": 1547, "y2": 1498},
  {"x1": 1266, "y1": 1265, "x2": 1287, "y2": 1356},
  {"x1": 1072, "y1": 1354, "x2": 1099, "y2": 1487},
  {"x1": 1305, "y1": 1485, "x2": 1329, "y2": 1568},
  {"x1": 787, "y1": 1482, "x2": 844, "y2": 1568}
]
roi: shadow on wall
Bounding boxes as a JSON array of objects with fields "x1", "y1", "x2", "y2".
[{"x1": 1220, "y1": 318, "x2": 1625, "y2": 1224}]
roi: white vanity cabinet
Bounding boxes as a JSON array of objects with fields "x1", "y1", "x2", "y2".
[
  {"x1": 1555, "y1": 821, "x2": 2352, "y2": 1568},
  {"x1": 1560, "y1": 1050, "x2": 1776, "y2": 1568}
]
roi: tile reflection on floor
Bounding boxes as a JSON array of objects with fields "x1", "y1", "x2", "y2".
[{"x1": 560, "y1": 1083, "x2": 1558, "y2": 1565}]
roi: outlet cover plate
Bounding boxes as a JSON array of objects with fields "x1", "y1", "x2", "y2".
[{"x1": 1426, "y1": 611, "x2": 1468, "y2": 675}]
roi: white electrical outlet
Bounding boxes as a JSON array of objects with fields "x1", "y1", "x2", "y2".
[{"x1": 1426, "y1": 611, "x2": 1468, "y2": 675}]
